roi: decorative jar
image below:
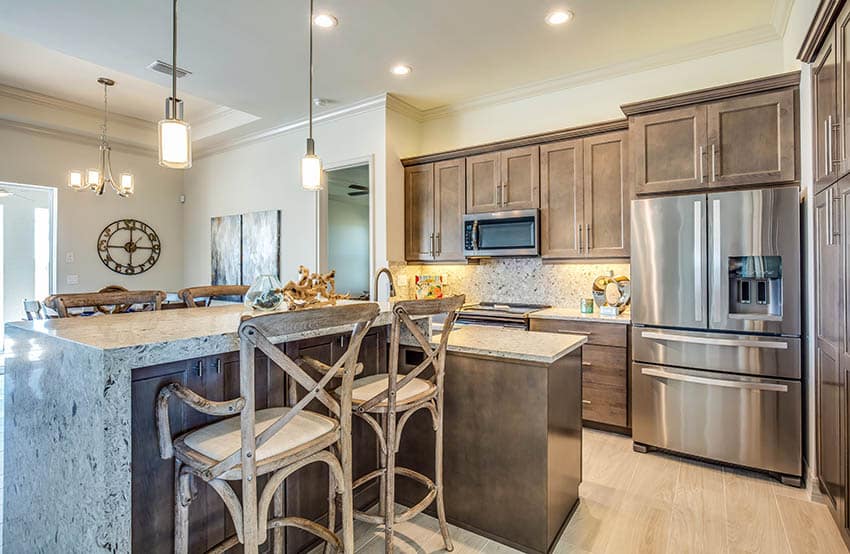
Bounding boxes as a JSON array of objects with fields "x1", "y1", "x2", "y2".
[{"x1": 244, "y1": 274, "x2": 285, "y2": 311}]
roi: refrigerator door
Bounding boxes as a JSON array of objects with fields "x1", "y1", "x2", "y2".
[
  {"x1": 632, "y1": 194, "x2": 708, "y2": 329},
  {"x1": 708, "y1": 186, "x2": 801, "y2": 335},
  {"x1": 632, "y1": 362, "x2": 802, "y2": 478}
]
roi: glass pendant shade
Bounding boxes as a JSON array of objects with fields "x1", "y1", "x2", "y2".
[
  {"x1": 119, "y1": 173, "x2": 135, "y2": 196},
  {"x1": 158, "y1": 118, "x2": 192, "y2": 169},
  {"x1": 86, "y1": 169, "x2": 101, "y2": 188},
  {"x1": 68, "y1": 170, "x2": 84, "y2": 190},
  {"x1": 301, "y1": 154, "x2": 323, "y2": 191}
]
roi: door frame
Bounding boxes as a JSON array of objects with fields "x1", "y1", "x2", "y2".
[{"x1": 316, "y1": 155, "x2": 376, "y2": 297}]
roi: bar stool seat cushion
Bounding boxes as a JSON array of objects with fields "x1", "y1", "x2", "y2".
[
  {"x1": 182, "y1": 407, "x2": 337, "y2": 462},
  {"x1": 345, "y1": 374, "x2": 437, "y2": 408}
]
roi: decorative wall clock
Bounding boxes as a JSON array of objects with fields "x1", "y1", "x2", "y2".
[{"x1": 97, "y1": 219, "x2": 161, "y2": 275}]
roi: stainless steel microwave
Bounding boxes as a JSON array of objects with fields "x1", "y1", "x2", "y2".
[{"x1": 463, "y1": 209, "x2": 539, "y2": 257}]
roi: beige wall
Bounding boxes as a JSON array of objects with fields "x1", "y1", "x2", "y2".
[
  {"x1": 0, "y1": 125, "x2": 185, "y2": 296},
  {"x1": 183, "y1": 106, "x2": 388, "y2": 288}
]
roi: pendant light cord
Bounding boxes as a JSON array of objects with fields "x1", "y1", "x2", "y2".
[
  {"x1": 172, "y1": 0, "x2": 178, "y2": 116},
  {"x1": 308, "y1": 0, "x2": 314, "y2": 140},
  {"x1": 101, "y1": 82, "x2": 108, "y2": 145}
]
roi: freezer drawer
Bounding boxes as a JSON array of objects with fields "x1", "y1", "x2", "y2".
[
  {"x1": 632, "y1": 326, "x2": 801, "y2": 379},
  {"x1": 632, "y1": 363, "x2": 802, "y2": 477}
]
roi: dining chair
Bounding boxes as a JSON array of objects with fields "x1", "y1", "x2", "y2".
[
  {"x1": 156, "y1": 302, "x2": 380, "y2": 553},
  {"x1": 23, "y1": 299, "x2": 45, "y2": 320},
  {"x1": 347, "y1": 295, "x2": 465, "y2": 553},
  {"x1": 43, "y1": 289, "x2": 166, "y2": 317},
  {"x1": 178, "y1": 285, "x2": 250, "y2": 307}
]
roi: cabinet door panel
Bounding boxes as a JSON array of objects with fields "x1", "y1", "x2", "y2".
[
  {"x1": 466, "y1": 152, "x2": 501, "y2": 213},
  {"x1": 839, "y1": 5, "x2": 850, "y2": 176},
  {"x1": 707, "y1": 89, "x2": 796, "y2": 187},
  {"x1": 814, "y1": 27, "x2": 839, "y2": 192},
  {"x1": 584, "y1": 130, "x2": 630, "y2": 258},
  {"x1": 405, "y1": 164, "x2": 435, "y2": 261},
  {"x1": 501, "y1": 145, "x2": 540, "y2": 210},
  {"x1": 540, "y1": 139, "x2": 583, "y2": 258},
  {"x1": 631, "y1": 106, "x2": 706, "y2": 195},
  {"x1": 434, "y1": 159, "x2": 466, "y2": 261}
]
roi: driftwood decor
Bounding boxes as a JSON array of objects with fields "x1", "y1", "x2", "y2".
[{"x1": 278, "y1": 266, "x2": 350, "y2": 310}]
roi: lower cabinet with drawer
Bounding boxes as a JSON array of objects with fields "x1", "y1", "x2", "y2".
[{"x1": 529, "y1": 317, "x2": 631, "y2": 433}]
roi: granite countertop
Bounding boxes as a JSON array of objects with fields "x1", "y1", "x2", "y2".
[
  {"x1": 530, "y1": 307, "x2": 631, "y2": 324},
  {"x1": 433, "y1": 326, "x2": 586, "y2": 364},
  {"x1": 5, "y1": 300, "x2": 406, "y2": 352}
]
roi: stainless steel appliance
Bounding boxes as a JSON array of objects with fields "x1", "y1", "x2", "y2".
[
  {"x1": 455, "y1": 302, "x2": 550, "y2": 329},
  {"x1": 631, "y1": 186, "x2": 802, "y2": 486},
  {"x1": 463, "y1": 209, "x2": 539, "y2": 257}
]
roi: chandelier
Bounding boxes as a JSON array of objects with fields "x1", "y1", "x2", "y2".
[{"x1": 68, "y1": 78, "x2": 134, "y2": 197}]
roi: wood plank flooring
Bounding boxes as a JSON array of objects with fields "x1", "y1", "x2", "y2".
[{"x1": 349, "y1": 429, "x2": 849, "y2": 553}]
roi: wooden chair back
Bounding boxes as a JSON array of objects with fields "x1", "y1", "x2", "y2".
[
  {"x1": 356, "y1": 295, "x2": 465, "y2": 414},
  {"x1": 23, "y1": 300, "x2": 45, "y2": 320},
  {"x1": 206, "y1": 302, "x2": 381, "y2": 479},
  {"x1": 43, "y1": 290, "x2": 166, "y2": 317},
  {"x1": 178, "y1": 285, "x2": 249, "y2": 307}
]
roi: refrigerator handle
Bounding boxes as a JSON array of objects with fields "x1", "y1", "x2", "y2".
[
  {"x1": 694, "y1": 200, "x2": 703, "y2": 322},
  {"x1": 711, "y1": 199, "x2": 722, "y2": 323},
  {"x1": 640, "y1": 366, "x2": 789, "y2": 393}
]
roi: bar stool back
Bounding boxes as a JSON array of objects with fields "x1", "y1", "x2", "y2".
[
  {"x1": 156, "y1": 302, "x2": 380, "y2": 553},
  {"x1": 350, "y1": 295, "x2": 465, "y2": 553},
  {"x1": 178, "y1": 285, "x2": 250, "y2": 307}
]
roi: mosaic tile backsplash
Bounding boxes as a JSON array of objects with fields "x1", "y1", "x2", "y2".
[{"x1": 390, "y1": 259, "x2": 630, "y2": 309}]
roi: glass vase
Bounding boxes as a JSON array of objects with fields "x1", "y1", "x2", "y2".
[{"x1": 244, "y1": 274, "x2": 285, "y2": 311}]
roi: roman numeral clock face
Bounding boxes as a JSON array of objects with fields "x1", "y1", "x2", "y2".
[{"x1": 97, "y1": 219, "x2": 161, "y2": 275}]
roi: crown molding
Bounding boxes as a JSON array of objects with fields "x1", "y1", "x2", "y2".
[
  {"x1": 418, "y1": 24, "x2": 782, "y2": 121},
  {"x1": 797, "y1": 0, "x2": 842, "y2": 62},
  {"x1": 195, "y1": 94, "x2": 388, "y2": 160},
  {"x1": 0, "y1": 116, "x2": 156, "y2": 156},
  {"x1": 771, "y1": 0, "x2": 795, "y2": 37},
  {"x1": 0, "y1": 83, "x2": 155, "y2": 131},
  {"x1": 386, "y1": 93, "x2": 424, "y2": 122}
]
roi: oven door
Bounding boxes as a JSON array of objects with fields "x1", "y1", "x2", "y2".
[
  {"x1": 632, "y1": 362, "x2": 801, "y2": 477},
  {"x1": 464, "y1": 210, "x2": 539, "y2": 257}
]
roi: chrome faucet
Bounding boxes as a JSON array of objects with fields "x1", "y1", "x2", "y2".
[{"x1": 373, "y1": 267, "x2": 396, "y2": 301}]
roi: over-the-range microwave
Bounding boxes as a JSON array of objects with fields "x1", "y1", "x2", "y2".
[{"x1": 463, "y1": 209, "x2": 539, "y2": 257}]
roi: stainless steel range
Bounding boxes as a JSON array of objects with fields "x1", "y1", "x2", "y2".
[
  {"x1": 456, "y1": 302, "x2": 550, "y2": 329},
  {"x1": 631, "y1": 185, "x2": 802, "y2": 486}
]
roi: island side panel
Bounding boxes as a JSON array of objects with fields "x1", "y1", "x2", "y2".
[
  {"x1": 4, "y1": 325, "x2": 132, "y2": 553},
  {"x1": 546, "y1": 349, "x2": 582, "y2": 549}
]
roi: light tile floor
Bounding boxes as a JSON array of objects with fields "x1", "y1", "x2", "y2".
[{"x1": 351, "y1": 429, "x2": 849, "y2": 554}]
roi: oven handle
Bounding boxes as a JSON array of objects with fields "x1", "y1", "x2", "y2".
[
  {"x1": 640, "y1": 330, "x2": 789, "y2": 350},
  {"x1": 640, "y1": 366, "x2": 788, "y2": 392}
]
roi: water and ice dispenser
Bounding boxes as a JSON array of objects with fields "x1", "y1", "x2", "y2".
[{"x1": 728, "y1": 256, "x2": 783, "y2": 318}]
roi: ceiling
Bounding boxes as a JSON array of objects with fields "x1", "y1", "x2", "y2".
[
  {"x1": 327, "y1": 165, "x2": 369, "y2": 205},
  {"x1": 0, "y1": 0, "x2": 784, "y2": 145}
]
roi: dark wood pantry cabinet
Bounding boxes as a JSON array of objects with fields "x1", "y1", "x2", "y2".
[{"x1": 404, "y1": 159, "x2": 466, "y2": 262}]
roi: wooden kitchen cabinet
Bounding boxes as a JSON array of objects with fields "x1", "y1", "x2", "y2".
[
  {"x1": 529, "y1": 318, "x2": 630, "y2": 432},
  {"x1": 625, "y1": 75, "x2": 799, "y2": 195},
  {"x1": 540, "y1": 130, "x2": 629, "y2": 259},
  {"x1": 815, "y1": 25, "x2": 840, "y2": 192},
  {"x1": 466, "y1": 146, "x2": 539, "y2": 214},
  {"x1": 404, "y1": 159, "x2": 465, "y2": 262}
]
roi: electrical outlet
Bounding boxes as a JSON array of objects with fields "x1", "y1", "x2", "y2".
[
  {"x1": 65, "y1": 252, "x2": 74, "y2": 263},
  {"x1": 397, "y1": 274, "x2": 409, "y2": 287},
  {"x1": 66, "y1": 274, "x2": 79, "y2": 285}
]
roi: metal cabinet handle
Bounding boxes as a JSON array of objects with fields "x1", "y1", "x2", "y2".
[
  {"x1": 640, "y1": 330, "x2": 789, "y2": 349},
  {"x1": 429, "y1": 232, "x2": 435, "y2": 258},
  {"x1": 558, "y1": 330, "x2": 591, "y2": 335},
  {"x1": 196, "y1": 360, "x2": 204, "y2": 378},
  {"x1": 699, "y1": 145, "x2": 705, "y2": 183},
  {"x1": 216, "y1": 359, "x2": 222, "y2": 374},
  {"x1": 496, "y1": 184, "x2": 502, "y2": 207},
  {"x1": 586, "y1": 224, "x2": 592, "y2": 250},
  {"x1": 825, "y1": 119, "x2": 831, "y2": 174},
  {"x1": 832, "y1": 188, "x2": 841, "y2": 242},
  {"x1": 435, "y1": 233, "x2": 441, "y2": 255},
  {"x1": 710, "y1": 143, "x2": 717, "y2": 182},
  {"x1": 829, "y1": 115, "x2": 836, "y2": 170},
  {"x1": 832, "y1": 116, "x2": 842, "y2": 168},
  {"x1": 502, "y1": 183, "x2": 508, "y2": 206},
  {"x1": 577, "y1": 225, "x2": 583, "y2": 253},
  {"x1": 693, "y1": 201, "x2": 703, "y2": 322},
  {"x1": 641, "y1": 366, "x2": 788, "y2": 392},
  {"x1": 581, "y1": 361, "x2": 592, "y2": 367},
  {"x1": 582, "y1": 399, "x2": 592, "y2": 405}
]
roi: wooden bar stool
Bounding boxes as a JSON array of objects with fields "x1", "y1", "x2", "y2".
[
  {"x1": 178, "y1": 285, "x2": 250, "y2": 307},
  {"x1": 43, "y1": 289, "x2": 165, "y2": 317},
  {"x1": 348, "y1": 295, "x2": 465, "y2": 553},
  {"x1": 156, "y1": 302, "x2": 380, "y2": 553}
]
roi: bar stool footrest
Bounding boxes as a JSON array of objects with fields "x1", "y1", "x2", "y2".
[{"x1": 352, "y1": 465, "x2": 438, "y2": 524}]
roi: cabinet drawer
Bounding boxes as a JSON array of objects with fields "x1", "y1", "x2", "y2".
[
  {"x1": 582, "y1": 345, "x2": 627, "y2": 387},
  {"x1": 530, "y1": 318, "x2": 627, "y2": 347},
  {"x1": 583, "y1": 382, "x2": 628, "y2": 427}
]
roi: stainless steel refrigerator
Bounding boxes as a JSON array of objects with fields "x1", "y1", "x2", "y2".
[{"x1": 631, "y1": 185, "x2": 802, "y2": 486}]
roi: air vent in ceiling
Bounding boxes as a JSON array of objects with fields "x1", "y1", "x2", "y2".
[{"x1": 147, "y1": 60, "x2": 192, "y2": 78}]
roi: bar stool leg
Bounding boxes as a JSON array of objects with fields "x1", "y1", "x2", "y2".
[
  {"x1": 273, "y1": 484, "x2": 284, "y2": 554},
  {"x1": 325, "y1": 466, "x2": 337, "y2": 554},
  {"x1": 174, "y1": 460, "x2": 190, "y2": 554},
  {"x1": 384, "y1": 411, "x2": 397, "y2": 554},
  {"x1": 379, "y1": 413, "x2": 388, "y2": 518},
  {"x1": 434, "y1": 396, "x2": 454, "y2": 551}
]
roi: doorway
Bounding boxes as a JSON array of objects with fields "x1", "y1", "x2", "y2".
[{"x1": 322, "y1": 163, "x2": 372, "y2": 299}]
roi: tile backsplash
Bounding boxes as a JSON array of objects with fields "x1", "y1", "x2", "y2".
[{"x1": 391, "y1": 259, "x2": 630, "y2": 309}]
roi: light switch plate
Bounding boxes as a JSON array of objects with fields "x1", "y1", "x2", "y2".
[
  {"x1": 65, "y1": 252, "x2": 74, "y2": 263},
  {"x1": 66, "y1": 274, "x2": 79, "y2": 285}
]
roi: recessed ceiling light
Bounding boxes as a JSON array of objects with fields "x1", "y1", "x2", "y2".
[
  {"x1": 313, "y1": 13, "x2": 338, "y2": 28},
  {"x1": 545, "y1": 9, "x2": 573, "y2": 25},
  {"x1": 391, "y1": 64, "x2": 412, "y2": 76},
  {"x1": 313, "y1": 97, "x2": 331, "y2": 107}
]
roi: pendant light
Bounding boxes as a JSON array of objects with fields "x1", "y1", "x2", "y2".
[
  {"x1": 301, "y1": 0, "x2": 323, "y2": 191},
  {"x1": 67, "y1": 78, "x2": 134, "y2": 198},
  {"x1": 158, "y1": 0, "x2": 192, "y2": 169}
]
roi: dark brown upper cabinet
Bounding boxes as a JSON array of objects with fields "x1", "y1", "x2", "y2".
[
  {"x1": 624, "y1": 73, "x2": 799, "y2": 196},
  {"x1": 816, "y1": 26, "x2": 840, "y2": 192},
  {"x1": 466, "y1": 146, "x2": 539, "y2": 213},
  {"x1": 404, "y1": 159, "x2": 465, "y2": 263},
  {"x1": 540, "y1": 130, "x2": 629, "y2": 260},
  {"x1": 631, "y1": 106, "x2": 706, "y2": 195}
]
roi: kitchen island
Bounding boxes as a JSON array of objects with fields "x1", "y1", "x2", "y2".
[{"x1": 4, "y1": 303, "x2": 584, "y2": 553}]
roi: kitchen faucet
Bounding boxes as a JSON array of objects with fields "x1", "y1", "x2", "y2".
[{"x1": 373, "y1": 267, "x2": 396, "y2": 301}]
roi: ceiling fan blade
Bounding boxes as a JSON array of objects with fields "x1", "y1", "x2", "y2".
[
  {"x1": 348, "y1": 184, "x2": 368, "y2": 191},
  {"x1": 348, "y1": 191, "x2": 369, "y2": 196}
]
